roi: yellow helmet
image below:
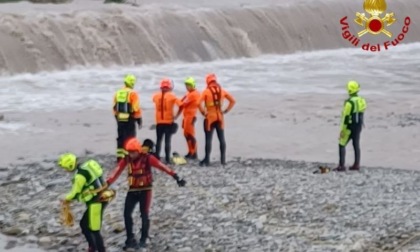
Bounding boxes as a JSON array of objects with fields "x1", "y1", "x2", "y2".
[
  {"x1": 347, "y1": 80, "x2": 360, "y2": 94},
  {"x1": 184, "y1": 77, "x2": 196, "y2": 88},
  {"x1": 124, "y1": 74, "x2": 136, "y2": 88},
  {"x1": 58, "y1": 153, "x2": 77, "y2": 172}
]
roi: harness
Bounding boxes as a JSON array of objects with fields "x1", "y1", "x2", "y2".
[
  {"x1": 160, "y1": 91, "x2": 166, "y2": 121},
  {"x1": 127, "y1": 155, "x2": 153, "y2": 188},
  {"x1": 208, "y1": 84, "x2": 222, "y2": 121}
]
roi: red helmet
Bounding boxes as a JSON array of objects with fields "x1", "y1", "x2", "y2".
[
  {"x1": 206, "y1": 73, "x2": 217, "y2": 85},
  {"x1": 160, "y1": 78, "x2": 173, "y2": 90},
  {"x1": 125, "y1": 138, "x2": 142, "y2": 152}
]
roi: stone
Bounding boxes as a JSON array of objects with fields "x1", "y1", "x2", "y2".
[
  {"x1": 2, "y1": 226, "x2": 23, "y2": 236},
  {"x1": 17, "y1": 212, "x2": 31, "y2": 222},
  {"x1": 38, "y1": 236, "x2": 53, "y2": 246}
]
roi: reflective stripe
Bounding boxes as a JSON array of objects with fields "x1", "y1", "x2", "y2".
[{"x1": 88, "y1": 203, "x2": 103, "y2": 231}]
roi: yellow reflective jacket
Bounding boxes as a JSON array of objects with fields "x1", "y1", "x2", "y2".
[{"x1": 65, "y1": 160, "x2": 105, "y2": 203}]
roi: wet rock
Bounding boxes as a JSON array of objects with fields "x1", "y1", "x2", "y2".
[
  {"x1": 17, "y1": 212, "x2": 31, "y2": 222},
  {"x1": 38, "y1": 236, "x2": 52, "y2": 246},
  {"x1": 2, "y1": 226, "x2": 24, "y2": 236},
  {"x1": 2, "y1": 156, "x2": 420, "y2": 251},
  {"x1": 25, "y1": 235, "x2": 38, "y2": 243},
  {"x1": 5, "y1": 240, "x2": 17, "y2": 249}
]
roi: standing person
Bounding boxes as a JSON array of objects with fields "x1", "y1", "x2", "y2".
[
  {"x1": 57, "y1": 153, "x2": 110, "y2": 252},
  {"x1": 106, "y1": 138, "x2": 186, "y2": 250},
  {"x1": 198, "y1": 73, "x2": 236, "y2": 166},
  {"x1": 113, "y1": 74, "x2": 143, "y2": 162},
  {"x1": 334, "y1": 80, "x2": 367, "y2": 171},
  {"x1": 152, "y1": 78, "x2": 182, "y2": 164},
  {"x1": 181, "y1": 77, "x2": 201, "y2": 159}
]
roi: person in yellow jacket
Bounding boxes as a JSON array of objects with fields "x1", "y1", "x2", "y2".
[
  {"x1": 113, "y1": 74, "x2": 143, "y2": 162},
  {"x1": 58, "y1": 153, "x2": 109, "y2": 252},
  {"x1": 334, "y1": 80, "x2": 367, "y2": 172}
]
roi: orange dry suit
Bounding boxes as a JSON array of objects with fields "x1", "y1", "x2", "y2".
[
  {"x1": 181, "y1": 89, "x2": 200, "y2": 157},
  {"x1": 198, "y1": 81, "x2": 235, "y2": 166}
]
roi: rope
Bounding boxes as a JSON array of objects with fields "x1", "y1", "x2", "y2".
[{"x1": 60, "y1": 201, "x2": 74, "y2": 227}]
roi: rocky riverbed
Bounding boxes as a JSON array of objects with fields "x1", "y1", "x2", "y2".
[{"x1": 1, "y1": 155, "x2": 420, "y2": 252}]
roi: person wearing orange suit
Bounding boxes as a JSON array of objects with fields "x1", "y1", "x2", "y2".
[
  {"x1": 106, "y1": 138, "x2": 186, "y2": 250},
  {"x1": 113, "y1": 74, "x2": 143, "y2": 162},
  {"x1": 198, "y1": 73, "x2": 236, "y2": 166},
  {"x1": 152, "y1": 78, "x2": 183, "y2": 164},
  {"x1": 180, "y1": 77, "x2": 201, "y2": 160}
]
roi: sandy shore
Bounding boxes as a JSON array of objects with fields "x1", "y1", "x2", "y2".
[{"x1": 1, "y1": 92, "x2": 419, "y2": 170}]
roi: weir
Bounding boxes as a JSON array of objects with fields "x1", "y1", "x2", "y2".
[{"x1": 0, "y1": 0, "x2": 419, "y2": 75}]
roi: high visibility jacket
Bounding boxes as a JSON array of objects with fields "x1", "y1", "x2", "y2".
[
  {"x1": 65, "y1": 160, "x2": 105, "y2": 203},
  {"x1": 181, "y1": 90, "x2": 200, "y2": 118},
  {"x1": 340, "y1": 95, "x2": 367, "y2": 130},
  {"x1": 113, "y1": 87, "x2": 142, "y2": 122},
  {"x1": 152, "y1": 91, "x2": 182, "y2": 124}
]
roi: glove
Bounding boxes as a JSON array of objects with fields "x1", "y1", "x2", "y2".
[
  {"x1": 137, "y1": 118, "x2": 143, "y2": 129},
  {"x1": 173, "y1": 174, "x2": 186, "y2": 187},
  {"x1": 99, "y1": 189, "x2": 116, "y2": 203}
]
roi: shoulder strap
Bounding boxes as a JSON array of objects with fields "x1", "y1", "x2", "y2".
[
  {"x1": 347, "y1": 98, "x2": 356, "y2": 114},
  {"x1": 76, "y1": 166, "x2": 91, "y2": 185},
  {"x1": 209, "y1": 84, "x2": 222, "y2": 109}
]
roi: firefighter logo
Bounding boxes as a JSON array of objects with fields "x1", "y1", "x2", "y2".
[{"x1": 354, "y1": 0, "x2": 396, "y2": 37}]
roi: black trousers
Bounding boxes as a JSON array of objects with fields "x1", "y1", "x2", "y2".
[
  {"x1": 124, "y1": 190, "x2": 152, "y2": 242},
  {"x1": 155, "y1": 124, "x2": 173, "y2": 163},
  {"x1": 203, "y1": 120, "x2": 226, "y2": 164},
  {"x1": 339, "y1": 126, "x2": 362, "y2": 167},
  {"x1": 117, "y1": 119, "x2": 136, "y2": 159},
  {"x1": 80, "y1": 202, "x2": 107, "y2": 252}
]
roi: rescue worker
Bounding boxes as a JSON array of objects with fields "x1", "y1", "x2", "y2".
[
  {"x1": 152, "y1": 78, "x2": 183, "y2": 164},
  {"x1": 106, "y1": 138, "x2": 186, "y2": 250},
  {"x1": 180, "y1": 77, "x2": 201, "y2": 159},
  {"x1": 198, "y1": 73, "x2": 236, "y2": 166},
  {"x1": 334, "y1": 80, "x2": 367, "y2": 172},
  {"x1": 142, "y1": 138, "x2": 155, "y2": 154},
  {"x1": 113, "y1": 74, "x2": 143, "y2": 162},
  {"x1": 58, "y1": 153, "x2": 108, "y2": 252}
]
